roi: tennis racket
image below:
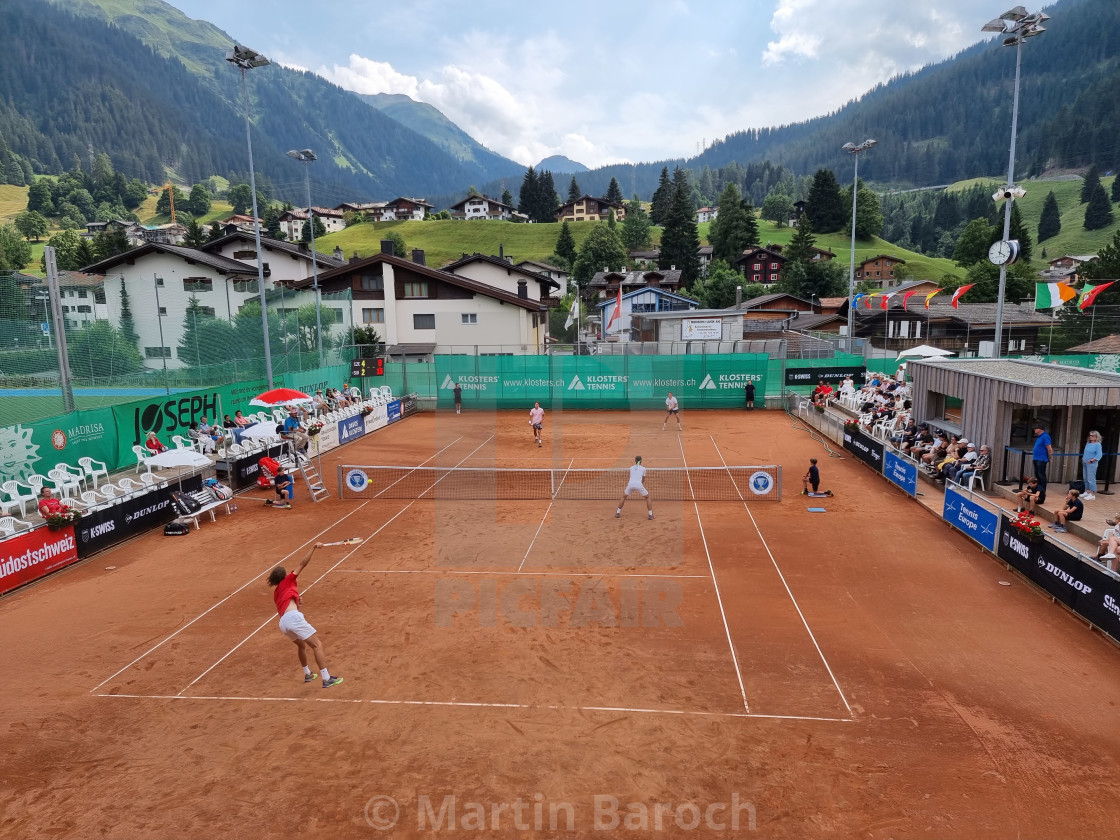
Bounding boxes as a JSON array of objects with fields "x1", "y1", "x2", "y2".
[{"x1": 320, "y1": 537, "x2": 363, "y2": 547}]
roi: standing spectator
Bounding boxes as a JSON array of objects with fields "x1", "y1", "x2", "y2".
[
  {"x1": 744, "y1": 381, "x2": 755, "y2": 411},
  {"x1": 1082, "y1": 430, "x2": 1102, "y2": 501},
  {"x1": 1032, "y1": 424, "x2": 1052, "y2": 493},
  {"x1": 453, "y1": 382, "x2": 463, "y2": 415},
  {"x1": 1050, "y1": 489, "x2": 1084, "y2": 534}
]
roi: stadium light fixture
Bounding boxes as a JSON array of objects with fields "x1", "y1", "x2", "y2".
[
  {"x1": 982, "y1": 8, "x2": 1048, "y2": 358},
  {"x1": 226, "y1": 44, "x2": 274, "y2": 387},
  {"x1": 286, "y1": 148, "x2": 324, "y2": 367}
]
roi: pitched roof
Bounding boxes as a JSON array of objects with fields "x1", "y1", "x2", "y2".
[
  {"x1": 1066, "y1": 334, "x2": 1120, "y2": 354},
  {"x1": 853, "y1": 300, "x2": 1052, "y2": 325},
  {"x1": 448, "y1": 194, "x2": 515, "y2": 212},
  {"x1": 202, "y1": 231, "x2": 345, "y2": 270},
  {"x1": 440, "y1": 253, "x2": 560, "y2": 290},
  {"x1": 79, "y1": 242, "x2": 258, "y2": 275},
  {"x1": 555, "y1": 194, "x2": 623, "y2": 213},
  {"x1": 594, "y1": 288, "x2": 699, "y2": 309},
  {"x1": 516, "y1": 259, "x2": 565, "y2": 273},
  {"x1": 589, "y1": 268, "x2": 683, "y2": 288},
  {"x1": 740, "y1": 292, "x2": 812, "y2": 309},
  {"x1": 294, "y1": 252, "x2": 546, "y2": 312},
  {"x1": 858, "y1": 254, "x2": 906, "y2": 265}
]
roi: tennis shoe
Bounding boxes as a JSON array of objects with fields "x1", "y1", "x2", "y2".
[
  {"x1": 284, "y1": 503, "x2": 292, "y2": 509},
  {"x1": 264, "y1": 499, "x2": 273, "y2": 506},
  {"x1": 1082, "y1": 493, "x2": 1096, "y2": 500},
  {"x1": 323, "y1": 676, "x2": 344, "y2": 688},
  {"x1": 1102, "y1": 553, "x2": 1116, "y2": 560},
  {"x1": 615, "y1": 509, "x2": 621, "y2": 518},
  {"x1": 648, "y1": 512, "x2": 654, "y2": 520},
  {"x1": 1053, "y1": 526, "x2": 1067, "y2": 533},
  {"x1": 304, "y1": 672, "x2": 319, "y2": 683}
]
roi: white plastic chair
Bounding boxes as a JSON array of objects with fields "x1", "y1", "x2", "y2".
[
  {"x1": 138, "y1": 472, "x2": 165, "y2": 489},
  {"x1": 132, "y1": 445, "x2": 154, "y2": 473},
  {"x1": 0, "y1": 516, "x2": 32, "y2": 537},
  {"x1": 1, "y1": 481, "x2": 37, "y2": 517},
  {"x1": 115, "y1": 477, "x2": 144, "y2": 497},
  {"x1": 48, "y1": 468, "x2": 82, "y2": 499},
  {"x1": 98, "y1": 483, "x2": 120, "y2": 501},
  {"x1": 379, "y1": 386, "x2": 393, "y2": 401},
  {"x1": 78, "y1": 490, "x2": 107, "y2": 510},
  {"x1": 55, "y1": 462, "x2": 89, "y2": 492},
  {"x1": 172, "y1": 435, "x2": 193, "y2": 450},
  {"x1": 78, "y1": 456, "x2": 109, "y2": 489},
  {"x1": 25, "y1": 474, "x2": 46, "y2": 494}
]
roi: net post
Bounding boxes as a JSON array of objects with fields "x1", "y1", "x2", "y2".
[
  {"x1": 336, "y1": 464, "x2": 343, "y2": 498},
  {"x1": 777, "y1": 465, "x2": 782, "y2": 501}
]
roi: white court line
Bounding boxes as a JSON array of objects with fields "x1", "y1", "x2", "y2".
[
  {"x1": 709, "y1": 434, "x2": 854, "y2": 718},
  {"x1": 89, "y1": 435, "x2": 466, "y2": 694},
  {"x1": 335, "y1": 569, "x2": 708, "y2": 579},
  {"x1": 516, "y1": 458, "x2": 572, "y2": 572},
  {"x1": 94, "y1": 692, "x2": 852, "y2": 723},
  {"x1": 677, "y1": 436, "x2": 751, "y2": 715},
  {"x1": 175, "y1": 434, "x2": 496, "y2": 696}
]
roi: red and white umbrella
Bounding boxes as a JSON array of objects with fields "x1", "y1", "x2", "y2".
[{"x1": 250, "y1": 387, "x2": 313, "y2": 407}]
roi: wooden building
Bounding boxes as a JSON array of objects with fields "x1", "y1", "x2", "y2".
[{"x1": 908, "y1": 358, "x2": 1120, "y2": 486}]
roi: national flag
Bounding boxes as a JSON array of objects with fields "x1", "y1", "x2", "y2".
[
  {"x1": 901, "y1": 290, "x2": 919, "y2": 310},
  {"x1": 864, "y1": 293, "x2": 878, "y2": 308},
  {"x1": 1078, "y1": 281, "x2": 1117, "y2": 311},
  {"x1": 564, "y1": 294, "x2": 579, "y2": 329},
  {"x1": 880, "y1": 292, "x2": 896, "y2": 310},
  {"x1": 924, "y1": 289, "x2": 943, "y2": 309},
  {"x1": 1034, "y1": 282, "x2": 1077, "y2": 310},
  {"x1": 852, "y1": 293, "x2": 865, "y2": 309},
  {"x1": 950, "y1": 284, "x2": 974, "y2": 309},
  {"x1": 606, "y1": 284, "x2": 623, "y2": 330}
]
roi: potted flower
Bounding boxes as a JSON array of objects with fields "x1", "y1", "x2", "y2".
[
  {"x1": 45, "y1": 505, "x2": 82, "y2": 531},
  {"x1": 306, "y1": 420, "x2": 325, "y2": 437},
  {"x1": 843, "y1": 419, "x2": 859, "y2": 430},
  {"x1": 359, "y1": 405, "x2": 373, "y2": 418},
  {"x1": 1010, "y1": 510, "x2": 1045, "y2": 542},
  {"x1": 813, "y1": 402, "x2": 826, "y2": 413}
]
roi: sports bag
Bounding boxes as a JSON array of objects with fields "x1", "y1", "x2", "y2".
[
  {"x1": 203, "y1": 478, "x2": 234, "y2": 501},
  {"x1": 164, "y1": 519, "x2": 191, "y2": 536},
  {"x1": 170, "y1": 490, "x2": 203, "y2": 515}
]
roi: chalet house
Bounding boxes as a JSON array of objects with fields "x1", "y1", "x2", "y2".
[
  {"x1": 856, "y1": 254, "x2": 906, "y2": 286},
  {"x1": 808, "y1": 246, "x2": 836, "y2": 262},
  {"x1": 334, "y1": 201, "x2": 384, "y2": 215},
  {"x1": 792, "y1": 200, "x2": 807, "y2": 225},
  {"x1": 698, "y1": 245, "x2": 713, "y2": 272},
  {"x1": 599, "y1": 288, "x2": 699, "y2": 339},
  {"x1": 289, "y1": 245, "x2": 548, "y2": 356},
  {"x1": 202, "y1": 231, "x2": 343, "y2": 286},
  {"x1": 440, "y1": 252, "x2": 561, "y2": 305},
  {"x1": 277, "y1": 207, "x2": 346, "y2": 241},
  {"x1": 516, "y1": 260, "x2": 569, "y2": 291},
  {"x1": 696, "y1": 207, "x2": 718, "y2": 223},
  {"x1": 589, "y1": 268, "x2": 684, "y2": 300},
  {"x1": 20, "y1": 271, "x2": 108, "y2": 331},
  {"x1": 448, "y1": 195, "x2": 523, "y2": 221},
  {"x1": 1049, "y1": 255, "x2": 1098, "y2": 271},
  {"x1": 378, "y1": 197, "x2": 432, "y2": 221},
  {"x1": 734, "y1": 247, "x2": 785, "y2": 286},
  {"x1": 853, "y1": 300, "x2": 1052, "y2": 356},
  {"x1": 83, "y1": 219, "x2": 146, "y2": 246},
  {"x1": 141, "y1": 223, "x2": 187, "y2": 246},
  {"x1": 554, "y1": 195, "x2": 626, "y2": 223}
]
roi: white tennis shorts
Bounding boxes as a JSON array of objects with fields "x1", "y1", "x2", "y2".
[
  {"x1": 624, "y1": 483, "x2": 649, "y2": 498},
  {"x1": 278, "y1": 609, "x2": 317, "y2": 641}
]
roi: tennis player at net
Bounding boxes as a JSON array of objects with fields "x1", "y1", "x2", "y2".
[{"x1": 616, "y1": 455, "x2": 654, "y2": 520}]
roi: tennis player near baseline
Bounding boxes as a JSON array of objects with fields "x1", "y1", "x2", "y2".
[
  {"x1": 529, "y1": 401, "x2": 545, "y2": 447},
  {"x1": 663, "y1": 392, "x2": 683, "y2": 431},
  {"x1": 617, "y1": 455, "x2": 654, "y2": 520},
  {"x1": 267, "y1": 543, "x2": 343, "y2": 688}
]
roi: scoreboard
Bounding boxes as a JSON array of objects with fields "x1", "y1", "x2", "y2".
[{"x1": 350, "y1": 357, "x2": 384, "y2": 378}]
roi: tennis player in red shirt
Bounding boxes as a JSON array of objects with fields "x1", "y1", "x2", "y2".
[{"x1": 267, "y1": 543, "x2": 343, "y2": 688}]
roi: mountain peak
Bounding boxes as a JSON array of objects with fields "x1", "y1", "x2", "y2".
[{"x1": 536, "y1": 155, "x2": 588, "y2": 173}]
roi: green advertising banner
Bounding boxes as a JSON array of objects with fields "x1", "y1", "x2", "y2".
[
  {"x1": 0, "y1": 406, "x2": 119, "y2": 485},
  {"x1": 432, "y1": 354, "x2": 769, "y2": 410},
  {"x1": 110, "y1": 377, "x2": 269, "y2": 468}
]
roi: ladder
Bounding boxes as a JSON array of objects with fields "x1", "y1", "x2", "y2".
[{"x1": 284, "y1": 442, "x2": 330, "y2": 503}]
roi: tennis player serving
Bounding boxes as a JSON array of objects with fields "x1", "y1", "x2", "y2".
[
  {"x1": 663, "y1": 392, "x2": 682, "y2": 431},
  {"x1": 267, "y1": 543, "x2": 343, "y2": 688},
  {"x1": 617, "y1": 455, "x2": 653, "y2": 520},
  {"x1": 529, "y1": 401, "x2": 545, "y2": 447}
]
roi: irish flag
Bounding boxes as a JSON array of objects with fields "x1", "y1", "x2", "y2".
[{"x1": 1034, "y1": 281, "x2": 1076, "y2": 310}]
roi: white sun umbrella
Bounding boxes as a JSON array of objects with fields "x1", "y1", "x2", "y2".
[
  {"x1": 896, "y1": 344, "x2": 955, "y2": 361},
  {"x1": 241, "y1": 422, "x2": 282, "y2": 441},
  {"x1": 145, "y1": 447, "x2": 212, "y2": 491}
]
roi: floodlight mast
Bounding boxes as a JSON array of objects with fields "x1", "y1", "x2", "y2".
[
  {"x1": 843, "y1": 138, "x2": 877, "y2": 342},
  {"x1": 226, "y1": 44, "x2": 274, "y2": 386},
  {"x1": 983, "y1": 8, "x2": 1048, "y2": 359},
  {"x1": 287, "y1": 148, "x2": 324, "y2": 367}
]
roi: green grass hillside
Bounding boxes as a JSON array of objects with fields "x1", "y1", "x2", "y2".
[
  {"x1": 948, "y1": 175, "x2": 1119, "y2": 259},
  {"x1": 0, "y1": 185, "x2": 29, "y2": 222},
  {"x1": 320, "y1": 218, "x2": 964, "y2": 282}
]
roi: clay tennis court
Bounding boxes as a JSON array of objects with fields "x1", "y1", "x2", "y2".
[{"x1": 3, "y1": 409, "x2": 1119, "y2": 838}]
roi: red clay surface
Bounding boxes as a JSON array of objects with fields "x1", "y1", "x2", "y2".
[{"x1": 2, "y1": 409, "x2": 1120, "y2": 838}]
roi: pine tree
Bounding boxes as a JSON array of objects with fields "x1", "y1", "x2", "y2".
[
  {"x1": 184, "y1": 218, "x2": 207, "y2": 248},
  {"x1": 1084, "y1": 182, "x2": 1115, "y2": 230},
  {"x1": 605, "y1": 177, "x2": 623, "y2": 206},
  {"x1": 518, "y1": 166, "x2": 538, "y2": 218},
  {"x1": 659, "y1": 179, "x2": 701, "y2": 286},
  {"x1": 1111, "y1": 177, "x2": 1120, "y2": 204},
  {"x1": 1080, "y1": 165, "x2": 1100, "y2": 204},
  {"x1": 1037, "y1": 191, "x2": 1061, "y2": 242},
  {"x1": 650, "y1": 167, "x2": 672, "y2": 226},
  {"x1": 555, "y1": 221, "x2": 577, "y2": 265},
  {"x1": 118, "y1": 278, "x2": 139, "y2": 348},
  {"x1": 537, "y1": 170, "x2": 558, "y2": 222},
  {"x1": 567, "y1": 176, "x2": 581, "y2": 203},
  {"x1": 784, "y1": 215, "x2": 816, "y2": 264},
  {"x1": 709, "y1": 183, "x2": 760, "y2": 264},
  {"x1": 804, "y1": 169, "x2": 845, "y2": 233},
  {"x1": 1008, "y1": 204, "x2": 1033, "y2": 263},
  {"x1": 620, "y1": 197, "x2": 652, "y2": 251},
  {"x1": 501, "y1": 188, "x2": 514, "y2": 208},
  {"x1": 178, "y1": 295, "x2": 208, "y2": 367}
]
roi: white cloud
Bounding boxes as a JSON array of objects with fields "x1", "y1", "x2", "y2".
[{"x1": 322, "y1": 54, "x2": 419, "y2": 98}]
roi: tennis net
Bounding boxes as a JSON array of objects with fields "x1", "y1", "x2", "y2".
[{"x1": 338, "y1": 465, "x2": 782, "y2": 502}]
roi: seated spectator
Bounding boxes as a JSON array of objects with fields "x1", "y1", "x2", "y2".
[
  {"x1": 199, "y1": 416, "x2": 214, "y2": 436},
  {"x1": 281, "y1": 407, "x2": 310, "y2": 458},
  {"x1": 954, "y1": 445, "x2": 990, "y2": 487},
  {"x1": 313, "y1": 390, "x2": 330, "y2": 415},
  {"x1": 1050, "y1": 489, "x2": 1083, "y2": 533},
  {"x1": 224, "y1": 414, "x2": 247, "y2": 445},
  {"x1": 37, "y1": 487, "x2": 65, "y2": 518},
  {"x1": 189, "y1": 421, "x2": 216, "y2": 454},
  {"x1": 940, "y1": 440, "x2": 975, "y2": 481},
  {"x1": 935, "y1": 438, "x2": 969, "y2": 480},
  {"x1": 145, "y1": 430, "x2": 167, "y2": 454},
  {"x1": 1015, "y1": 476, "x2": 1045, "y2": 513},
  {"x1": 1094, "y1": 515, "x2": 1119, "y2": 571},
  {"x1": 233, "y1": 410, "x2": 253, "y2": 428},
  {"x1": 335, "y1": 387, "x2": 353, "y2": 409}
]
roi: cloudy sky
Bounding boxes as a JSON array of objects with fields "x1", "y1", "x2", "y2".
[{"x1": 165, "y1": 0, "x2": 1012, "y2": 168}]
